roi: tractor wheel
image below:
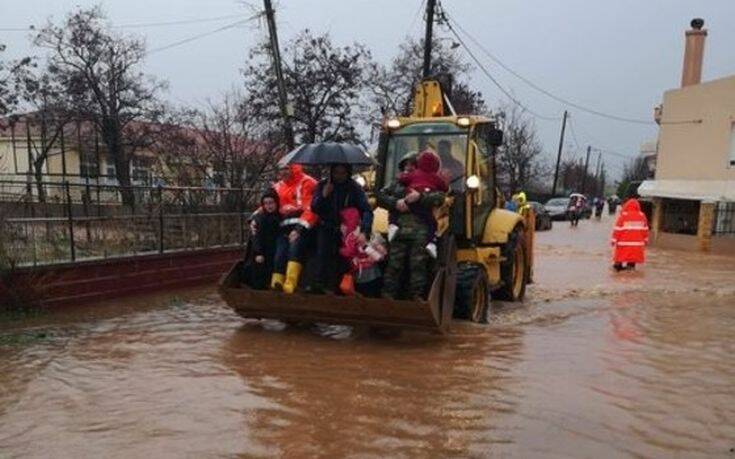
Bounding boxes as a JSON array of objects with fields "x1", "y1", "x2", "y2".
[
  {"x1": 496, "y1": 227, "x2": 527, "y2": 301},
  {"x1": 453, "y1": 263, "x2": 490, "y2": 323}
]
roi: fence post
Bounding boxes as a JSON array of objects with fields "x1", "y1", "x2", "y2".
[
  {"x1": 96, "y1": 179, "x2": 102, "y2": 217},
  {"x1": 64, "y1": 181, "x2": 76, "y2": 262},
  {"x1": 84, "y1": 177, "x2": 91, "y2": 241},
  {"x1": 158, "y1": 186, "x2": 164, "y2": 254},
  {"x1": 238, "y1": 185, "x2": 245, "y2": 246}
]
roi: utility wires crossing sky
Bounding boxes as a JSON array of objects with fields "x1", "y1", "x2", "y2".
[{"x1": 438, "y1": 2, "x2": 655, "y2": 126}]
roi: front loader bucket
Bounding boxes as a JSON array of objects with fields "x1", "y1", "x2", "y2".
[{"x1": 218, "y1": 261, "x2": 448, "y2": 333}]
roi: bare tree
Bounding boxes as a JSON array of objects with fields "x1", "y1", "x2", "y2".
[
  {"x1": 0, "y1": 44, "x2": 32, "y2": 116},
  {"x1": 34, "y1": 6, "x2": 165, "y2": 206},
  {"x1": 154, "y1": 92, "x2": 282, "y2": 206},
  {"x1": 559, "y1": 159, "x2": 606, "y2": 196},
  {"x1": 366, "y1": 37, "x2": 487, "y2": 124},
  {"x1": 244, "y1": 29, "x2": 372, "y2": 145},
  {"x1": 496, "y1": 103, "x2": 546, "y2": 195},
  {"x1": 616, "y1": 156, "x2": 649, "y2": 197},
  {"x1": 13, "y1": 63, "x2": 79, "y2": 201}
]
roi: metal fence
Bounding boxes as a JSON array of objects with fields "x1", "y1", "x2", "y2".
[
  {"x1": 0, "y1": 180, "x2": 264, "y2": 266},
  {"x1": 713, "y1": 201, "x2": 735, "y2": 237}
]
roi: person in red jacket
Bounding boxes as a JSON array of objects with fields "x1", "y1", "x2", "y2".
[
  {"x1": 338, "y1": 207, "x2": 386, "y2": 297},
  {"x1": 269, "y1": 164, "x2": 318, "y2": 293},
  {"x1": 397, "y1": 149, "x2": 448, "y2": 258},
  {"x1": 611, "y1": 198, "x2": 649, "y2": 271}
]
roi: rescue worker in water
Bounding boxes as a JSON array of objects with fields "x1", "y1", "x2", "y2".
[{"x1": 611, "y1": 198, "x2": 649, "y2": 271}]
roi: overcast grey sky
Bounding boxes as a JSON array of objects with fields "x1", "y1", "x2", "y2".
[{"x1": 2, "y1": 0, "x2": 735, "y2": 180}]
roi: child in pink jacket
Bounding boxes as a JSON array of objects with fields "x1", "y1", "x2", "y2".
[{"x1": 339, "y1": 207, "x2": 386, "y2": 297}]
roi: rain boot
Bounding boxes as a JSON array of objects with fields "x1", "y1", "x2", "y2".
[
  {"x1": 270, "y1": 273, "x2": 285, "y2": 291},
  {"x1": 282, "y1": 261, "x2": 302, "y2": 294}
]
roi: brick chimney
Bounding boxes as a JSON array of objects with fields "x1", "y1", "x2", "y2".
[{"x1": 681, "y1": 18, "x2": 707, "y2": 87}]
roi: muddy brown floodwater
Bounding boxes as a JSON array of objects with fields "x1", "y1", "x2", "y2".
[{"x1": 1, "y1": 217, "x2": 734, "y2": 458}]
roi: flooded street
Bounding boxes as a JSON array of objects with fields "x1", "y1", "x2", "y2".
[{"x1": 2, "y1": 217, "x2": 734, "y2": 458}]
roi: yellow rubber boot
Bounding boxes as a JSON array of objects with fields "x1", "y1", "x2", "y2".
[
  {"x1": 282, "y1": 261, "x2": 303, "y2": 294},
  {"x1": 270, "y1": 273, "x2": 285, "y2": 291}
]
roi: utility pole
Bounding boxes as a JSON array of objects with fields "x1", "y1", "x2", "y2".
[
  {"x1": 593, "y1": 151, "x2": 602, "y2": 196},
  {"x1": 551, "y1": 110, "x2": 568, "y2": 197},
  {"x1": 581, "y1": 145, "x2": 591, "y2": 194},
  {"x1": 422, "y1": 0, "x2": 437, "y2": 78},
  {"x1": 263, "y1": 0, "x2": 294, "y2": 150}
]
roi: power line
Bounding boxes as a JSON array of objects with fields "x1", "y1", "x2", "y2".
[
  {"x1": 569, "y1": 117, "x2": 638, "y2": 162},
  {"x1": 437, "y1": 7, "x2": 559, "y2": 122},
  {"x1": 594, "y1": 147, "x2": 636, "y2": 160},
  {"x1": 146, "y1": 16, "x2": 259, "y2": 55},
  {"x1": 0, "y1": 13, "x2": 250, "y2": 32},
  {"x1": 114, "y1": 14, "x2": 251, "y2": 29},
  {"x1": 408, "y1": 0, "x2": 427, "y2": 35},
  {"x1": 442, "y1": 8, "x2": 655, "y2": 126},
  {"x1": 567, "y1": 116, "x2": 582, "y2": 150}
]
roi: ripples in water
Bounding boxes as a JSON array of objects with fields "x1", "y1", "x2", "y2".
[{"x1": 1, "y1": 276, "x2": 734, "y2": 457}]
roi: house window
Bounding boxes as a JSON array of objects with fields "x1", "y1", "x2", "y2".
[
  {"x1": 714, "y1": 202, "x2": 735, "y2": 237},
  {"x1": 105, "y1": 153, "x2": 116, "y2": 178},
  {"x1": 131, "y1": 156, "x2": 153, "y2": 184},
  {"x1": 79, "y1": 150, "x2": 99, "y2": 178},
  {"x1": 729, "y1": 123, "x2": 735, "y2": 167},
  {"x1": 661, "y1": 198, "x2": 699, "y2": 235}
]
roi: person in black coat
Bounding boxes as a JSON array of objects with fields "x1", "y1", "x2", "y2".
[
  {"x1": 248, "y1": 190, "x2": 281, "y2": 289},
  {"x1": 310, "y1": 163, "x2": 373, "y2": 292}
]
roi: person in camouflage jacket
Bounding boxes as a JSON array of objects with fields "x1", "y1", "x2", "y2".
[{"x1": 377, "y1": 153, "x2": 447, "y2": 300}]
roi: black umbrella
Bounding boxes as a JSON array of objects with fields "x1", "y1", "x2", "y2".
[{"x1": 278, "y1": 142, "x2": 375, "y2": 167}]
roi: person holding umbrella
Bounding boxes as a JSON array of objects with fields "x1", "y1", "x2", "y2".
[
  {"x1": 311, "y1": 163, "x2": 373, "y2": 293},
  {"x1": 278, "y1": 142, "x2": 375, "y2": 293}
]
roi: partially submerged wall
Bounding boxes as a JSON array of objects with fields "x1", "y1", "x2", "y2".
[{"x1": 0, "y1": 247, "x2": 241, "y2": 308}]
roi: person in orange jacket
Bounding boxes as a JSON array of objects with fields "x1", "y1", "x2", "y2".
[
  {"x1": 611, "y1": 198, "x2": 649, "y2": 271},
  {"x1": 266, "y1": 163, "x2": 318, "y2": 293}
]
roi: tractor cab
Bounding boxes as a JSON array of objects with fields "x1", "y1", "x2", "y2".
[{"x1": 376, "y1": 115, "x2": 503, "y2": 246}]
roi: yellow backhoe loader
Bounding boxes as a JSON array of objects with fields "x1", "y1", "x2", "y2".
[{"x1": 219, "y1": 79, "x2": 534, "y2": 333}]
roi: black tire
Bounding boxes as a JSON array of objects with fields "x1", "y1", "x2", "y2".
[
  {"x1": 453, "y1": 263, "x2": 490, "y2": 323},
  {"x1": 496, "y1": 227, "x2": 527, "y2": 301}
]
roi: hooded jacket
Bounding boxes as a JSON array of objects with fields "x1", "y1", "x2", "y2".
[
  {"x1": 611, "y1": 199, "x2": 649, "y2": 264},
  {"x1": 273, "y1": 164, "x2": 318, "y2": 230},
  {"x1": 399, "y1": 150, "x2": 449, "y2": 193},
  {"x1": 252, "y1": 190, "x2": 281, "y2": 259},
  {"x1": 339, "y1": 207, "x2": 384, "y2": 275},
  {"x1": 511, "y1": 191, "x2": 531, "y2": 214}
]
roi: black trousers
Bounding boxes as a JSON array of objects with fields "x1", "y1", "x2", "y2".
[{"x1": 314, "y1": 225, "x2": 348, "y2": 291}]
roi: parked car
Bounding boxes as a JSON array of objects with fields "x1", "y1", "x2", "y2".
[
  {"x1": 529, "y1": 201, "x2": 552, "y2": 231},
  {"x1": 544, "y1": 197, "x2": 571, "y2": 221}
]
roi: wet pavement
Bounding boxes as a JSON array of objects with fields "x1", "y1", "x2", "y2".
[{"x1": 1, "y1": 216, "x2": 734, "y2": 458}]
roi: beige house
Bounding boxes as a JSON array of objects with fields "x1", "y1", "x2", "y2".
[
  {"x1": 0, "y1": 117, "x2": 173, "y2": 202},
  {"x1": 640, "y1": 19, "x2": 735, "y2": 253}
]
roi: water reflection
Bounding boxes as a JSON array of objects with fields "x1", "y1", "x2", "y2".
[
  {"x1": 221, "y1": 323, "x2": 525, "y2": 457},
  {"x1": 597, "y1": 292, "x2": 735, "y2": 457}
]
